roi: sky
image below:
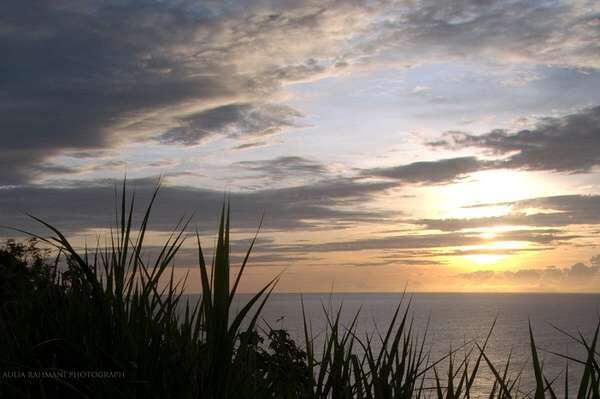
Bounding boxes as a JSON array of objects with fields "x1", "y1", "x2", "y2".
[{"x1": 1, "y1": 0, "x2": 600, "y2": 292}]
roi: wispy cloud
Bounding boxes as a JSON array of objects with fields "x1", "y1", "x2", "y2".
[
  {"x1": 234, "y1": 156, "x2": 328, "y2": 181},
  {"x1": 363, "y1": 157, "x2": 495, "y2": 184},
  {"x1": 155, "y1": 103, "x2": 304, "y2": 146},
  {"x1": 415, "y1": 195, "x2": 600, "y2": 231},
  {"x1": 362, "y1": 0, "x2": 600, "y2": 69}
]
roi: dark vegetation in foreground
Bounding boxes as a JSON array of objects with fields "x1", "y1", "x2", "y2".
[{"x1": 1, "y1": 183, "x2": 599, "y2": 398}]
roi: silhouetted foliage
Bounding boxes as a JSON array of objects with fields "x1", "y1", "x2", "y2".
[
  {"x1": 237, "y1": 329, "x2": 312, "y2": 398},
  {"x1": 0, "y1": 238, "x2": 55, "y2": 300}
]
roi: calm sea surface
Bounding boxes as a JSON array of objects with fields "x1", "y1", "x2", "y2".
[{"x1": 192, "y1": 293, "x2": 600, "y2": 397}]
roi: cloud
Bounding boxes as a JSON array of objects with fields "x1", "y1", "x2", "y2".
[
  {"x1": 430, "y1": 106, "x2": 600, "y2": 174},
  {"x1": 459, "y1": 270, "x2": 495, "y2": 282},
  {"x1": 365, "y1": 0, "x2": 600, "y2": 69},
  {"x1": 0, "y1": 0, "x2": 373, "y2": 184},
  {"x1": 0, "y1": 176, "x2": 396, "y2": 235},
  {"x1": 434, "y1": 245, "x2": 554, "y2": 258},
  {"x1": 273, "y1": 229, "x2": 571, "y2": 254},
  {"x1": 364, "y1": 106, "x2": 600, "y2": 187},
  {"x1": 363, "y1": 156, "x2": 494, "y2": 184},
  {"x1": 156, "y1": 103, "x2": 303, "y2": 146},
  {"x1": 0, "y1": 1, "x2": 228, "y2": 183},
  {"x1": 3, "y1": 1, "x2": 599, "y2": 185},
  {"x1": 458, "y1": 257, "x2": 600, "y2": 291},
  {"x1": 0, "y1": 178, "x2": 590, "y2": 269},
  {"x1": 234, "y1": 156, "x2": 327, "y2": 180},
  {"x1": 410, "y1": 85, "x2": 431, "y2": 94},
  {"x1": 139, "y1": 244, "x2": 315, "y2": 269},
  {"x1": 233, "y1": 141, "x2": 268, "y2": 150},
  {"x1": 415, "y1": 195, "x2": 600, "y2": 231}
]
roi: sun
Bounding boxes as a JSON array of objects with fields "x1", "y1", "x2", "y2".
[{"x1": 431, "y1": 169, "x2": 555, "y2": 220}]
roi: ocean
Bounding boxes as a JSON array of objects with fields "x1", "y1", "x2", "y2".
[{"x1": 201, "y1": 293, "x2": 600, "y2": 396}]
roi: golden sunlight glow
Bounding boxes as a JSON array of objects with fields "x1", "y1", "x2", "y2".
[
  {"x1": 476, "y1": 240, "x2": 529, "y2": 251},
  {"x1": 479, "y1": 231, "x2": 497, "y2": 239},
  {"x1": 432, "y1": 169, "x2": 555, "y2": 219},
  {"x1": 458, "y1": 240, "x2": 530, "y2": 267},
  {"x1": 465, "y1": 253, "x2": 506, "y2": 264}
]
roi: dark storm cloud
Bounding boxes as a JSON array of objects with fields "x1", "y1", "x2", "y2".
[
  {"x1": 363, "y1": 157, "x2": 495, "y2": 184},
  {"x1": 430, "y1": 106, "x2": 600, "y2": 174},
  {"x1": 0, "y1": 177, "x2": 396, "y2": 235},
  {"x1": 156, "y1": 103, "x2": 303, "y2": 145}
]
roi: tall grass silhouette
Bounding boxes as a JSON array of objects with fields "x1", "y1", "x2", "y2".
[{"x1": 1, "y1": 181, "x2": 599, "y2": 398}]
